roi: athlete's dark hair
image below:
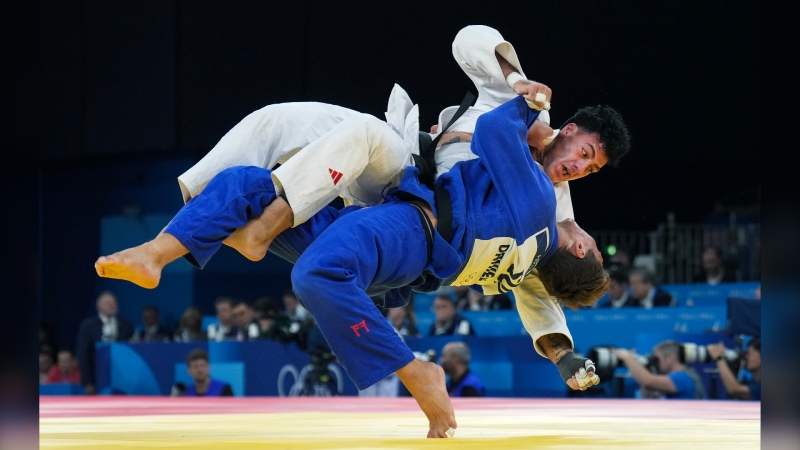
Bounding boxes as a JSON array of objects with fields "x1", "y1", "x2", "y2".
[
  {"x1": 538, "y1": 248, "x2": 609, "y2": 310},
  {"x1": 560, "y1": 105, "x2": 631, "y2": 168}
]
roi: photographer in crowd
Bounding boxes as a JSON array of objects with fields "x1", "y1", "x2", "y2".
[
  {"x1": 707, "y1": 336, "x2": 760, "y2": 401},
  {"x1": 613, "y1": 340, "x2": 706, "y2": 399}
]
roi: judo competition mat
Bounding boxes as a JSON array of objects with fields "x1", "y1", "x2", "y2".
[{"x1": 39, "y1": 396, "x2": 760, "y2": 449}]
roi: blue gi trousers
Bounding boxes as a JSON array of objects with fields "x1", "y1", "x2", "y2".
[{"x1": 164, "y1": 166, "x2": 422, "y2": 389}]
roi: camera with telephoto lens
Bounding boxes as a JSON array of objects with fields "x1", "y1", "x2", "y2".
[
  {"x1": 679, "y1": 342, "x2": 740, "y2": 365},
  {"x1": 587, "y1": 346, "x2": 658, "y2": 381},
  {"x1": 298, "y1": 348, "x2": 339, "y2": 396}
]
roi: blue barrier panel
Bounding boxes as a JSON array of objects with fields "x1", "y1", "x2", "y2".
[
  {"x1": 662, "y1": 282, "x2": 759, "y2": 307},
  {"x1": 94, "y1": 341, "x2": 359, "y2": 396},
  {"x1": 413, "y1": 293, "x2": 437, "y2": 313},
  {"x1": 416, "y1": 312, "x2": 434, "y2": 336},
  {"x1": 461, "y1": 310, "x2": 527, "y2": 337},
  {"x1": 39, "y1": 384, "x2": 85, "y2": 396},
  {"x1": 202, "y1": 315, "x2": 219, "y2": 331},
  {"x1": 566, "y1": 306, "x2": 727, "y2": 354},
  {"x1": 416, "y1": 306, "x2": 727, "y2": 352},
  {"x1": 727, "y1": 297, "x2": 761, "y2": 336}
]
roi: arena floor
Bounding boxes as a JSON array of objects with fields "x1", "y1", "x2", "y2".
[{"x1": 40, "y1": 396, "x2": 760, "y2": 449}]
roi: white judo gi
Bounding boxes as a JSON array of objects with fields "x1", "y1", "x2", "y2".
[{"x1": 176, "y1": 24, "x2": 579, "y2": 360}]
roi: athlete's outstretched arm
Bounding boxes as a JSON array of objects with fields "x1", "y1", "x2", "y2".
[{"x1": 537, "y1": 332, "x2": 600, "y2": 391}]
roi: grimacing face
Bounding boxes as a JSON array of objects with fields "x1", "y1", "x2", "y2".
[{"x1": 538, "y1": 124, "x2": 609, "y2": 184}]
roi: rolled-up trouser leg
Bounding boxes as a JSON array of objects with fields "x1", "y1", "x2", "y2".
[
  {"x1": 290, "y1": 202, "x2": 428, "y2": 390},
  {"x1": 165, "y1": 166, "x2": 278, "y2": 268}
]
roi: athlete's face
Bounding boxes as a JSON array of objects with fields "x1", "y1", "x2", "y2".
[
  {"x1": 556, "y1": 219, "x2": 602, "y2": 263},
  {"x1": 540, "y1": 123, "x2": 609, "y2": 184}
]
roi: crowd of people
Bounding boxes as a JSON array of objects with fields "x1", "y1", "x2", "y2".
[
  {"x1": 40, "y1": 280, "x2": 759, "y2": 404},
  {"x1": 39, "y1": 288, "x2": 321, "y2": 395}
]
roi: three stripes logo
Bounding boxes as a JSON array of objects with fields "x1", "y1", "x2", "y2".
[{"x1": 328, "y1": 168, "x2": 343, "y2": 186}]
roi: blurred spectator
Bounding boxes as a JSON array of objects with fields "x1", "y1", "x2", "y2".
[
  {"x1": 613, "y1": 340, "x2": 706, "y2": 399},
  {"x1": 282, "y1": 289, "x2": 310, "y2": 322},
  {"x1": 596, "y1": 269, "x2": 636, "y2": 308},
  {"x1": 39, "y1": 346, "x2": 55, "y2": 383},
  {"x1": 455, "y1": 289, "x2": 486, "y2": 311},
  {"x1": 258, "y1": 291, "x2": 314, "y2": 345},
  {"x1": 44, "y1": 349, "x2": 81, "y2": 384},
  {"x1": 707, "y1": 336, "x2": 761, "y2": 400},
  {"x1": 173, "y1": 306, "x2": 207, "y2": 342},
  {"x1": 76, "y1": 290, "x2": 134, "y2": 395},
  {"x1": 628, "y1": 268, "x2": 675, "y2": 308},
  {"x1": 605, "y1": 244, "x2": 634, "y2": 273},
  {"x1": 253, "y1": 296, "x2": 281, "y2": 338},
  {"x1": 693, "y1": 244, "x2": 738, "y2": 285},
  {"x1": 429, "y1": 295, "x2": 474, "y2": 336},
  {"x1": 232, "y1": 300, "x2": 261, "y2": 341},
  {"x1": 451, "y1": 286, "x2": 470, "y2": 310},
  {"x1": 172, "y1": 349, "x2": 234, "y2": 397},
  {"x1": 440, "y1": 342, "x2": 485, "y2": 397},
  {"x1": 456, "y1": 290, "x2": 513, "y2": 311},
  {"x1": 487, "y1": 293, "x2": 514, "y2": 310},
  {"x1": 387, "y1": 303, "x2": 420, "y2": 338},
  {"x1": 130, "y1": 305, "x2": 172, "y2": 343},
  {"x1": 207, "y1": 296, "x2": 240, "y2": 341},
  {"x1": 40, "y1": 322, "x2": 57, "y2": 353}
]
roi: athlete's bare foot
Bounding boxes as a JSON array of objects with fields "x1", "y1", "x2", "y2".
[
  {"x1": 95, "y1": 233, "x2": 188, "y2": 289},
  {"x1": 223, "y1": 221, "x2": 274, "y2": 262},
  {"x1": 222, "y1": 196, "x2": 294, "y2": 261},
  {"x1": 95, "y1": 244, "x2": 163, "y2": 289},
  {"x1": 397, "y1": 359, "x2": 457, "y2": 438}
]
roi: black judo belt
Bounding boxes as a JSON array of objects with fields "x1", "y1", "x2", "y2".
[{"x1": 411, "y1": 90, "x2": 476, "y2": 244}]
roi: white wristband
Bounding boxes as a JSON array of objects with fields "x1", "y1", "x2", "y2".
[{"x1": 506, "y1": 72, "x2": 526, "y2": 90}]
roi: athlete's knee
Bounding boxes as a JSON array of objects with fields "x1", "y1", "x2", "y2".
[{"x1": 291, "y1": 252, "x2": 349, "y2": 306}]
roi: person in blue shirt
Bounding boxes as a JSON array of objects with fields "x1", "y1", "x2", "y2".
[
  {"x1": 595, "y1": 269, "x2": 636, "y2": 308},
  {"x1": 179, "y1": 348, "x2": 234, "y2": 397},
  {"x1": 613, "y1": 340, "x2": 706, "y2": 399},
  {"x1": 707, "y1": 336, "x2": 760, "y2": 400},
  {"x1": 440, "y1": 342, "x2": 486, "y2": 397}
]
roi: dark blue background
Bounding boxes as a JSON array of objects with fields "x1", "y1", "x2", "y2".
[{"x1": 36, "y1": 0, "x2": 761, "y2": 376}]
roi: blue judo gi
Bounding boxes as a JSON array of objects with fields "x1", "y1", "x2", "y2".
[{"x1": 164, "y1": 95, "x2": 559, "y2": 390}]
